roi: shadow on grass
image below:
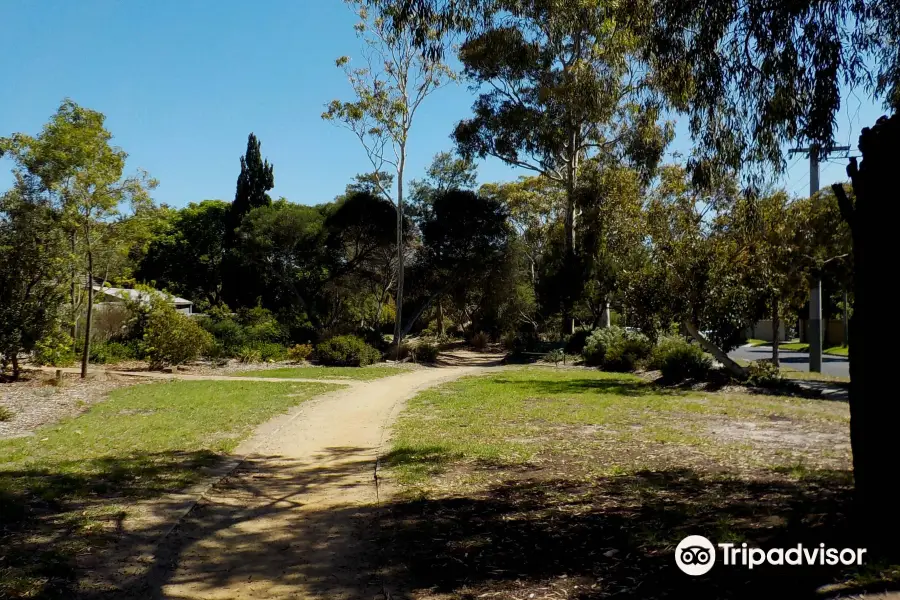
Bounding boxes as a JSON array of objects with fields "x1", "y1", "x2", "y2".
[
  {"x1": 128, "y1": 464, "x2": 888, "y2": 599},
  {"x1": 0, "y1": 450, "x2": 220, "y2": 599},
  {"x1": 5, "y1": 451, "x2": 891, "y2": 599},
  {"x1": 488, "y1": 376, "x2": 679, "y2": 398},
  {"x1": 376, "y1": 468, "x2": 890, "y2": 599}
]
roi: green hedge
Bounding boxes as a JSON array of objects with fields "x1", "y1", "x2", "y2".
[{"x1": 316, "y1": 335, "x2": 381, "y2": 367}]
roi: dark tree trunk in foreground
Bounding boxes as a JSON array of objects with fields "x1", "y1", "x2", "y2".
[{"x1": 833, "y1": 114, "x2": 900, "y2": 555}]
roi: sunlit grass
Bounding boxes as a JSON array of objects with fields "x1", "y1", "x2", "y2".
[{"x1": 235, "y1": 365, "x2": 410, "y2": 380}]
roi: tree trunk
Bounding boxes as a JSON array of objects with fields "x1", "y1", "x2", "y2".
[
  {"x1": 832, "y1": 113, "x2": 900, "y2": 556},
  {"x1": 80, "y1": 251, "x2": 93, "y2": 379},
  {"x1": 771, "y1": 299, "x2": 780, "y2": 367},
  {"x1": 70, "y1": 230, "x2": 77, "y2": 339},
  {"x1": 437, "y1": 300, "x2": 445, "y2": 336},
  {"x1": 393, "y1": 155, "x2": 406, "y2": 352},
  {"x1": 11, "y1": 355, "x2": 20, "y2": 381},
  {"x1": 683, "y1": 320, "x2": 748, "y2": 378}
]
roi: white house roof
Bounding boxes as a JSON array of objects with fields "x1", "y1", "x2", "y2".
[{"x1": 93, "y1": 286, "x2": 193, "y2": 306}]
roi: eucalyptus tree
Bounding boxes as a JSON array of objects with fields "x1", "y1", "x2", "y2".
[
  {"x1": 2, "y1": 100, "x2": 157, "y2": 378},
  {"x1": 451, "y1": 0, "x2": 673, "y2": 333},
  {"x1": 323, "y1": 0, "x2": 456, "y2": 347}
]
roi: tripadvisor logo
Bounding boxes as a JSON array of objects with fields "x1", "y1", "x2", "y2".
[{"x1": 675, "y1": 535, "x2": 867, "y2": 576}]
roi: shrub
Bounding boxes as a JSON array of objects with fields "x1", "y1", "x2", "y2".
[
  {"x1": 89, "y1": 341, "x2": 136, "y2": 364},
  {"x1": 470, "y1": 331, "x2": 490, "y2": 351},
  {"x1": 0, "y1": 406, "x2": 13, "y2": 422},
  {"x1": 502, "y1": 331, "x2": 539, "y2": 353},
  {"x1": 251, "y1": 342, "x2": 286, "y2": 362},
  {"x1": 565, "y1": 329, "x2": 592, "y2": 354},
  {"x1": 746, "y1": 360, "x2": 782, "y2": 387},
  {"x1": 143, "y1": 297, "x2": 214, "y2": 368},
  {"x1": 546, "y1": 348, "x2": 565, "y2": 365},
  {"x1": 287, "y1": 343, "x2": 313, "y2": 363},
  {"x1": 316, "y1": 335, "x2": 381, "y2": 367},
  {"x1": 237, "y1": 346, "x2": 261, "y2": 364},
  {"x1": 651, "y1": 336, "x2": 712, "y2": 382},
  {"x1": 200, "y1": 317, "x2": 246, "y2": 355},
  {"x1": 32, "y1": 328, "x2": 76, "y2": 367},
  {"x1": 414, "y1": 341, "x2": 440, "y2": 363},
  {"x1": 197, "y1": 304, "x2": 286, "y2": 358},
  {"x1": 583, "y1": 326, "x2": 652, "y2": 372}
]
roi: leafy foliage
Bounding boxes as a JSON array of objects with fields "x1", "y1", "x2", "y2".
[
  {"x1": 140, "y1": 293, "x2": 214, "y2": 368},
  {"x1": 31, "y1": 327, "x2": 76, "y2": 368},
  {"x1": 745, "y1": 360, "x2": 782, "y2": 388},
  {"x1": 315, "y1": 335, "x2": 382, "y2": 367},
  {"x1": 651, "y1": 336, "x2": 712, "y2": 383},
  {"x1": 287, "y1": 344, "x2": 313, "y2": 363},
  {"x1": 413, "y1": 341, "x2": 440, "y2": 363},
  {"x1": 583, "y1": 326, "x2": 651, "y2": 372},
  {"x1": 0, "y1": 180, "x2": 68, "y2": 377},
  {"x1": 565, "y1": 329, "x2": 592, "y2": 355},
  {"x1": 138, "y1": 200, "x2": 229, "y2": 308}
]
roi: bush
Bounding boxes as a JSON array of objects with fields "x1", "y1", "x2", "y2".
[
  {"x1": 583, "y1": 326, "x2": 651, "y2": 372},
  {"x1": 746, "y1": 360, "x2": 782, "y2": 387},
  {"x1": 385, "y1": 341, "x2": 413, "y2": 361},
  {"x1": 651, "y1": 336, "x2": 712, "y2": 382},
  {"x1": 287, "y1": 343, "x2": 313, "y2": 363},
  {"x1": 316, "y1": 335, "x2": 381, "y2": 367},
  {"x1": 237, "y1": 346, "x2": 261, "y2": 364},
  {"x1": 201, "y1": 317, "x2": 246, "y2": 355},
  {"x1": 470, "y1": 331, "x2": 490, "y2": 351},
  {"x1": 143, "y1": 297, "x2": 214, "y2": 368},
  {"x1": 32, "y1": 328, "x2": 76, "y2": 367},
  {"x1": 89, "y1": 340, "x2": 136, "y2": 364},
  {"x1": 414, "y1": 341, "x2": 440, "y2": 363},
  {"x1": 546, "y1": 348, "x2": 565, "y2": 365},
  {"x1": 197, "y1": 304, "x2": 286, "y2": 358},
  {"x1": 252, "y1": 342, "x2": 287, "y2": 362},
  {"x1": 565, "y1": 329, "x2": 592, "y2": 354}
]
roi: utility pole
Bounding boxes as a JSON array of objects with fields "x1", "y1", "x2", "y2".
[{"x1": 788, "y1": 144, "x2": 850, "y2": 372}]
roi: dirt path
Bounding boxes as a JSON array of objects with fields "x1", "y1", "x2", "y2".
[{"x1": 128, "y1": 352, "x2": 504, "y2": 600}]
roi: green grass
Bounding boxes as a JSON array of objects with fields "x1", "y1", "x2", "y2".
[
  {"x1": 0, "y1": 379, "x2": 339, "y2": 598},
  {"x1": 386, "y1": 366, "x2": 849, "y2": 488},
  {"x1": 778, "y1": 341, "x2": 810, "y2": 351},
  {"x1": 749, "y1": 340, "x2": 849, "y2": 356},
  {"x1": 235, "y1": 364, "x2": 409, "y2": 380},
  {"x1": 379, "y1": 367, "x2": 860, "y2": 599}
]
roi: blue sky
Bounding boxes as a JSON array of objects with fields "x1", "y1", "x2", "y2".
[{"x1": 0, "y1": 1, "x2": 889, "y2": 207}]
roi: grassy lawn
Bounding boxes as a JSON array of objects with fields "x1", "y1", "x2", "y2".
[
  {"x1": 378, "y1": 366, "x2": 880, "y2": 599},
  {"x1": 749, "y1": 340, "x2": 849, "y2": 357},
  {"x1": 0, "y1": 379, "x2": 339, "y2": 599},
  {"x1": 235, "y1": 364, "x2": 410, "y2": 380}
]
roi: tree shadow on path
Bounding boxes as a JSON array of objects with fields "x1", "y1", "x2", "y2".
[{"x1": 97, "y1": 462, "x2": 896, "y2": 599}]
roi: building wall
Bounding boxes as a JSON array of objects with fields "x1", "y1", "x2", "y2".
[
  {"x1": 799, "y1": 319, "x2": 849, "y2": 347},
  {"x1": 747, "y1": 320, "x2": 789, "y2": 342}
]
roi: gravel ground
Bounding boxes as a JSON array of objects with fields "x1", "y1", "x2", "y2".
[{"x1": 0, "y1": 371, "x2": 147, "y2": 439}]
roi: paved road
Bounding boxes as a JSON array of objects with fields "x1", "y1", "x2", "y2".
[{"x1": 728, "y1": 344, "x2": 850, "y2": 378}]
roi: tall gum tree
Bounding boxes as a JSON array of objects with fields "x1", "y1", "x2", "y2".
[
  {"x1": 323, "y1": 0, "x2": 455, "y2": 349},
  {"x1": 451, "y1": 0, "x2": 672, "y2": 334},
  {"x1": 374, "y1": 0, "x2": 900, "y2": 555}
]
